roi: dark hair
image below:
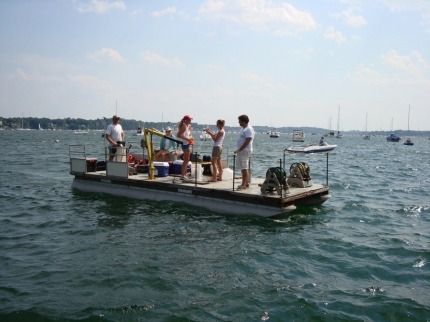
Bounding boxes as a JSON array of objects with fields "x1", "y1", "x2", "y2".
[
  {"x1": 216, "y1": 119, "x2": 225, "y2": 126},
  {"x1": 238, "y1": 115, "x2": 249, "y2": 123}
]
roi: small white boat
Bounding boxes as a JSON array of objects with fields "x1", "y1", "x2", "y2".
[
  {"x1": 292, "y1": 130, "x2": 305, "y2": 142},
  {"x1": 199, "y1": 131, "x2": 211, "y2": 141},
  {"x1": 287, "y1": 143, "x2": 337, "y2": 154},
  {"x1": 74, "y1": 130, "x2": 89, "y2": 135},
  {"x1": 268, "y1": 130, "x2": 280, "y2": 138},
  {"x1": 134, "y1": 127, "x2": 144, "y2": 136}
]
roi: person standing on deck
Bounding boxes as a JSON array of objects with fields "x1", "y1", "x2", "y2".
[
  {"x1": 177, "y1": 115, "x2": 194, "y2": 180},
  {"x1": 105, "y1": 115, "x2": 125, "y2": 161},
  {"x1": 234, "y1": 115, "x2": 254, "y2": 190},
  {"x1": 205, "y1": 119, "x2": 225, "y2": 182}
]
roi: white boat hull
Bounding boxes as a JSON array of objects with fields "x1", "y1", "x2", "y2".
[
  {"x1": 71, "y1": 172, "x2": 330, "y2": 218},
  {"x1": 287, "y1": 144, "x2": 337, "y2": 153}
]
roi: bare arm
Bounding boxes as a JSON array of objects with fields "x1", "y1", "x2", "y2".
[
  {"x1": 235, "y1": 137, "x2": 251, "y2": 153},
  {"x1": 105, "y1": 134, "x2": 118, "y2": 146}
]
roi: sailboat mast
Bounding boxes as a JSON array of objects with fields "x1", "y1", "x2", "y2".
[
  {"x1": 161, "y1": 112, "x2": 164, "y2": 131},
  {"x1": 365, "y1": 112, "x2": 368, "y2": 132},
  {"x1": 407, "y1": 104, "x2": 410, "y2": 131}
]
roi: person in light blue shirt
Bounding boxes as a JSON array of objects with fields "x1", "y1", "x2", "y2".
[{"x1": 154, "y1": 127, "x2": 178, "y2": 161}]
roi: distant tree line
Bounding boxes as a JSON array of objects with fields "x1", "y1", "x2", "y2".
[{"x1": 0, "y1": 117, "x2": 429, "y2": 136}]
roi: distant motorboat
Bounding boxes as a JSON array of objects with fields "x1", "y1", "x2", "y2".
[
  {"x1": 386, "y1": 133, "x2": 401, "y2": 142},
  {"x1": 134, "y1": 127, "x2": 144, "y2": 136},
  {"x1": 74, "y1": 130, "x2": 89, "y2": 135},
  {"x1": 292, "y1": 130, "x2": 305, "y2": 142},
  {"x1": 268, "y1": 130, "x2": 280, "y2": 138},
  {"x1": 403, "y1": 138, "x2": 414, "y2": 146},
  {"x1": 324, "y1": 131, "x2": 335, "y2": 137}
]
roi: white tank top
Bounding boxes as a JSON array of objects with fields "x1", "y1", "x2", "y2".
[
  {"x1": 182, "y1": 127, "x2": 190, "y2": 145},
  {"x1": 214, "y1": 130, "x2": 225, "y2": 147}
]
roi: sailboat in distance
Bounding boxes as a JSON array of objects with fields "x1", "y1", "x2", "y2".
[
  {"x1": 363, "y1": 112, "x2": 370, "y2": 140},
  {"x1": 335, "y1": 105, "x2": 342, "y2": 138},
  {"x1": 403, "y1": 105, "x2": 414, "y2": 146}
]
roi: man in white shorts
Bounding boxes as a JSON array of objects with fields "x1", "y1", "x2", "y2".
[
  {"x1": 105, "y1": 115, "x2": 125, "y2": 161},
  {"x1": 234, "y1": 114, "x2": 254, "y2": 190}
]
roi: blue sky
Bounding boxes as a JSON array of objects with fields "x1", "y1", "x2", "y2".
[{"x1": 1, "y1": 0, "x2": 429, "y2": 131}]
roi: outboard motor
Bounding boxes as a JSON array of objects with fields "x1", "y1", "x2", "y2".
[
  {"x1": 287, "y1": 162, "x2": 313, "y2": 188},
  {"x1": 260, "y1": 167, "x2": 288, "y2": 195}
]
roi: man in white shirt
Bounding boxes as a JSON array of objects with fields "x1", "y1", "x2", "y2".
[
  {"x1": 234, "y1": 114, "x2": 254, "y2": 190},
  {"x1": 105, "y1": 115, "x2": 125, "y2": 161}
]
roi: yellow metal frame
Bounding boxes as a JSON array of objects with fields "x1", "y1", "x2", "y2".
[{"x1": 143, "y1": 128, "x2": 182, "y2": 180}]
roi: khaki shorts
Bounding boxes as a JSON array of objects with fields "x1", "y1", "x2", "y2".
[
  {"x1": 236, "y1": 150, "x2": 251, "y2": 170},
  {"x1": 211, "y1": 146, "x2": 222, "y2": 158}
]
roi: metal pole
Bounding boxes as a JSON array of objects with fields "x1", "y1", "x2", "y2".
[
  {"x1": 326, "y1": 153, "x2": 329, "y2": 186},
  {"x1": 279, "y1": 158, "x2": 282, "y2": 197},
  {"x1": 233, "y1": 154, "x2": 236, "y2": 190}
]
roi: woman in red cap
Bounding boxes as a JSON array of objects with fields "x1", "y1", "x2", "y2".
[{"x1": 177, "y1": 115, "x2": 194, "y2": 180}]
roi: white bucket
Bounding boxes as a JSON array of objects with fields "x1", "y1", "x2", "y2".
[
  {"x1": 114, "y1": 146, "x2": 127, "y2": 162},
  {"x1": 222, "y1": 168, "x2": 234, "y2": 181},
  {"x1": 194, "y1": 164, "x2": 204, "y2": 181}
]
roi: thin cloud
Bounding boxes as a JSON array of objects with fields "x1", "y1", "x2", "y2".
[
  {"x1": 380, "y1": 49, "x2": 429, "y2": 75},
  {"x1": 151, "y1": 7, "x2": 177, "y2": 17},
  {"x1": 143, "y1": 52, "x2": 185, "y2": 68},
  {"x1": 87, "y1": 48, "x2": 125, "y2": 63},
  {"x1": 151, "y1": 6, "x2": 189, "y2": 19},
  {"x1": 68, "y1": 74, "x2": 113, "y2": 93},
  {"x1": 382, "y1": 1, "x2": 430, "y2": 34},
  {"x1": 324, "y1": 26, "x2": 346, "y2": 43},
  {"x1": 198, "y1": 0, "x2": 316, "y2": 33},
  {"x1": 8, "y1": 68, "x2": 61, "y2": 82},
  {"x1": 73, "y1": 0, "x2": 125, "y2": 14},
  {"x1": 353, "y1": 50, "x2": 430, "y2": 87},
  {"x1": 331, "y1": 8, "x2": 367, "y2": 27}
]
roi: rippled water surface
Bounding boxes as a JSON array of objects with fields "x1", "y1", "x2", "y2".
[{"x1": 0, "y1": 130, "x2": 429, "y2": 321}]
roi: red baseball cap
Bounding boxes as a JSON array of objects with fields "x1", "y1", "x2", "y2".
[{"x1": 183, "y1": 115, "x2": 193, "y2": 121}]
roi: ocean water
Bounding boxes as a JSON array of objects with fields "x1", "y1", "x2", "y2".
[{"x1": 0, "y1": 130, "x2": 429, "y2": 322}]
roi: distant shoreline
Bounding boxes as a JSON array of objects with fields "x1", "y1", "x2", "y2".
[{"x1": 0, "y1": 117, "x2": 429, "y2": 135}]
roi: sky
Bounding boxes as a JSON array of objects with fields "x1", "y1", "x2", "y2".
[{"x1": 1, "y1": 0, "x2": 430, "y2": 131}]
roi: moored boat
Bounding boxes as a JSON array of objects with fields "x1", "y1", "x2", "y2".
[
  {"x1": 292, "y1": 130, "x2": 305, "y2": 142},
  {"x1": 74, "y1": 130, "x2": 89, "y2": 135},
  {"x1": 403, "y1": 138, "x2": 414, "y2": 146},
  {"x1": 268, "y1": 130, "x2": 280, "y2": 138},
  {"x1": 69, "y1": 129, "x2": 332, "y2": 217},
  {"x1": 287, "y1": 143, "x2": 337, "y2": 154},
  {"x1": 199, "y1": 131, "x2": 211, "y2": 141},
  {"x1": 386, "y1": 133, "x2": 401, "y2": 142},
  {"x1": 403, "y1": 105, "x2": 414, "y2": 146}
]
